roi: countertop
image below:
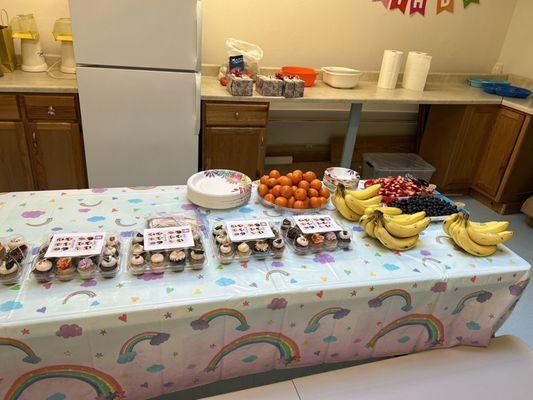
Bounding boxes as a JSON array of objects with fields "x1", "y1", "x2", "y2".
[
  {"x1": 502, "y1": 97, "x2": 533, "y2": 115},
  {"x1": 0, "y1": 69, "x2": 77, "y2": 93}
]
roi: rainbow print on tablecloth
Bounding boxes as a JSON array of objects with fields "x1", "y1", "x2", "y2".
[
  {"x1": 0, "y1": 338, "x2": 41, "y2": 364},
  {"x1": 205, "y1": 332, "x2": 300, "y2": 372},
  {"x1": 191, "y1": 308, "x2": 250, "y2": 332},
  {"x1": 366, "y1": 314, "x2": 444, "y2": 349},
  {"x1": 451, "y1": 290, "x2": 493, "y2": 315},
  {"x1": 117, "y1": 332, "x2": 170, "y2": 364},
  {"x1": 62, "y1": 290, "x2": 97, "y2": 305},
  {"x1": 304, "y1": 307, "x2": 351, "y2": 334},
  {"x1": 4, "y1": 364, "x2": 125, "y2": 400},
  {"x1": 368, "y1": 289, "x2": 413, "y2": 312}
]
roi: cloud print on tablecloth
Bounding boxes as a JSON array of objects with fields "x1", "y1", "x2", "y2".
[
  {"x1": 314, "y1": 253, "x2": 335, "y2": 264},
  {"x1": 0, "y1": 301, "x2": 23, "y2": 312},
  {"x1": 431, "y1": 282, "x2": 447, "y2": 293},
  {"x1": 267, "y1": 298, "x2": 288, "y2": 310},
  {"x1": 21, "y1": 210, "x2": 46, "y2": 219},
  {"x1": 56, "y1": 324, "x2": 82, "y2": 339}
]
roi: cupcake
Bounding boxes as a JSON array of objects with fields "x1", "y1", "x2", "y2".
[
  {"x1": 253, "y1": 240, "x2": 270, "y2": 259},
  {"x1": 8, "y1": 236, "x2": 27, "y2": 253},
  {"x1": 0, "y1": 259, "x2": 21, "y2": 285},
  {"x1": 150, "y1": 252, "x2": 166, "y2": 273},
  {"x1": 104, "y1": 246, "x2": 118, "y2": 257},
  {"x1": 310, "y1": 234, "x2": 325, "y2": 252},
  {"x1": 0, "y1": 242, "x2": 5, "y2": 259},
  {"x1": 295, "y1": 235, "x2": 310, "y2": 253},
  {"x1": 212, "y1": 224, "x2": 225, "y2": 237},
  {"x1": 33, "y1": 258, "x2": 54, "y2": 283},
  {"x1": 106, "y1": 234, "x2": 121, "y2": 249},
  {"x1": 219, "y1": 243, "x2": 234, "y2": 263},
  {"x1": 337, "y1": 230, "x2": 352, "y2": 249},
  {"x1": 189, "y1": 248, "x2": 205, "y2": 270},
  {"x1": 38, "y1": 244, "x2": 49, "y2": 257},
  {"x1": 100, "y1": 255, "x2": 119, "y2": 278},
  {"x1": 131, "y1": 243, "x2": 144, "y2": 255},
  {"x1": 129, "y1": 254, "x2": 146, "y2": 275},
  {"x1": 77, "y1": 257, "x2": 96, "y2": 280},
  {"x1": 7, "y1": 247, "x2": 24, "y2": 264},
  {"x1": 272, "y1": 238, "x2": 285, "y2": 258},
  {"x1": 236, "y1": 242, "x2": 251, "y2": 260},
  {"x1": 324, "y1": 232, "x2": 338, "y2": 251},
  {"x1": 193, "y1": 230, "x2": 203, "y2": 246},
  {"x1": 215, "y1": 233, "x2": 229, "y2": 245},
  {"x1": 132, "y1": 232, "x2": 144, "y2": 244},
  {"x1": 169, "y1": 250, "x2": 186, "y2": 272},
  {"x1": 56, "y1": 258, "x2": 75, "y2": 282},
  {"x1": 280, "y1": 219, "x2": 292, "y2": 233},
  {"x1": 287, "y1": 226, "x2": 300, "y2": 241}
]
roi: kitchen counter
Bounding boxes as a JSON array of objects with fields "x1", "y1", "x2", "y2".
[
  {"x1": 0, "y1": 69, "x2": 78, "y2": 93},
  {"x1": 502, "y1": 97, "x2": 533, "y2": 115}
]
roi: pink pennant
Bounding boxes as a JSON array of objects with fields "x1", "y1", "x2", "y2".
[
  {"x1": 410, "y1": 0, "x2": 427, "y2": 15},
  {"x1": 390, "y1": 0, "x2": 409, "y2": 13},
  {"x1": 373, "y1": 0, "x2": 391, "y2": 9},
  {"x1": 437, "y1": 0, "x2": 455, "y2": 14}
]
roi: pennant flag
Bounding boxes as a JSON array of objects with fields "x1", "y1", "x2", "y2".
[
  {"x1": 373, "y1": 0, "x2": 391, "y2": 9},
  {"x1": 410, "y1": 0, "x2": 427, "y2": 15},
  {"x1": 390, "y1": 0, "x2": 409, "y2": 13},
  {"x1": 463, "y1": 0, "x2": 480, "y2": 8},
  {"x1": 437, "y1": 0, "x2": 455, "y2": 14}
]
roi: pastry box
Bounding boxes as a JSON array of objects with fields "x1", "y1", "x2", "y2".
[{"x1": 0, "y1": 235, "x2": 29, "y2": 286}]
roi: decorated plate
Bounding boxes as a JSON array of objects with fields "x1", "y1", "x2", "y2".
[{"x1": 187, "y1": 170, "x2": 252, "y2": 199}]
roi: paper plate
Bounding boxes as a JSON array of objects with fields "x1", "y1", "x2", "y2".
[
  {"x1": 323, "y1": 167, "x2": 360, "y2": 191},
  {"x1": 187, "y1": 170, "x2": 252, "y2": 199}
]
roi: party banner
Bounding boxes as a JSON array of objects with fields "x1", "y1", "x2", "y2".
[
  {"x1": 390, "y1": 0, "x2": 409, "y2": 14},
  {"x1": 463, "y1": 0, "x2": 480, "y2": 7},
  {"x1": 410, "y1": 0, "x2": 428, "y2": 15},
  {"x1": 437, "y1": 0, "x2": 455, "y2": 14},
  {"x1": 373, "y1": 0, "x2": 391, "y2": 9}
]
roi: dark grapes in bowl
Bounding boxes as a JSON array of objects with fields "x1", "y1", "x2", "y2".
[{"x1": 390, "y1": 196, "x2": 459, "y2": 218}]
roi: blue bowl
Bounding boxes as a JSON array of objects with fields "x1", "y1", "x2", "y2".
[
  {"x1": 482, "y1": 82, "x2": 509, "y2": 95},
  {"x1": 495, "y1": 85, "x2": 532, "y2": 99}
]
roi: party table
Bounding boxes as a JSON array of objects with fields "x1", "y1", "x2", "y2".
[{"x1": 0, "y1": 186, "x2": 530, "y2": 400}]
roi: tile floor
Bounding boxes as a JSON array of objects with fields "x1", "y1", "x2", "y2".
[{"x1": 154, "y1": 197, "x2": 532, "y2": 400}]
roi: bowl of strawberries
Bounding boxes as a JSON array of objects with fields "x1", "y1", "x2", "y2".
[
  {"x1": 257, "y1": 169, "x2": 330, "y2": 212},
  {"x1": 363, "y1": 176, "x2": 435, "y2": 204}
]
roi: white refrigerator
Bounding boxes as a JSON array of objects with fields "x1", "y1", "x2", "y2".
[{"x1": 70, "y1": 0, "x2": 202, "y2": 187}]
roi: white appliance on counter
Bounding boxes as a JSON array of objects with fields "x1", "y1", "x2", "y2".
[{"x1": 70, "y1": 0, "x2": 202, "y2": 187}]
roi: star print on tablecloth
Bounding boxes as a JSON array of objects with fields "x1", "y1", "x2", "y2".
[
  {"x1": 197, "y1": 274, "x2": 204, "y2": 279},
  {"x1": 187, "y1": 306, "x2": 194, "y2": 312},
  {"x1": 95, "y1": 352, "x2": 103, "y2": 359},
  {"x1": 21, "y1": 329, "x2": 30, "y2": 335},
  {"x1": 346, "y1": 326, "x2": 351, "y2": 331},
  {"x1": 173, "y1": 352, "x2": 179, "y2": 357},
  {"x1": 350, "y1": 290, "x2": 357, "y2": 297},
  {"x1": 489, "y1": 313, "x2": 495, "y2": 319},
  {"x1": 64, "y1": 350, "x2": 71, "y2": 356},
  {"x1": 242, "y1": 300, "x2": 249, "y2": 307},
  {"x1": 99, "y1": 329, "x2": 107, "y2": 335},
  {"x1": 369, "y1": 286, "x2": 375, "y2": 292},
  {"x1": 267, "y1": 320, "x2": 274, "y2": 325},
  {"x1": 116, "y1": 283, "x2": 124, "y2": 288},
  {"x1": 289, "y1": 322, "x2": 296, "y2": 328},
  {"x1": 299, "y1": 304, "x2": 305, "y2": 308},
  {"x1": 164, "y1": 312, "x2": 172, "y2": 319},
  {"x1": 412, "y1": 283, "x2": 418, "y2": 288},
  {"x1": 209, "y1": 344, "x2": 216, "y2": 349},
  {"x1": 497, "y1": 277, "x2": 503, "y2": 282}
]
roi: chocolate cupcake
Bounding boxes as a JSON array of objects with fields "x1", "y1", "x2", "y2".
[
  {"x1": 7, "y1": 247, "x2": 24, "y2": 264},
  {"x1": 132, "y1": 231, "x2": 144, "y2": 244},
  {"x1": 77, "y1": 257, "x2": 96, "y2": 280},
  {"x1": 310, "y1": 234, "x2": 325, "y2": 252},
  {"x1": 169, "y1": 250, "x2": 186, "y2": 272},
  {"x1": 295, "y1": 235, "x2": 310, "y2": 253},
  {"x1": 324, "y1": 232, "x2": 338, "y2": 251},
  {"x1": 56, "y1": 258, "x2": 75, "y2": 282},
  {"x1": 129, "y1": 254, "x2": 146, "y2": 275},
  {"x1": 280, "y1": 219, "x2": 292, "y2": 233},
  {"x1": 32, "y1": 258, "x2": 54, "y2": 283},
  {"x1": 253, "y1": 240, "x2": 270, "y2": 259},
  {"x1": 337, "y1": 230, "x2": 352, "y2": 249},
  {"x1": 287, "y1": 226, "x2": 300, "y2": 241},
  {"x1": 0, "y1": 259, "x2": 21, "y2": 285},
  {"x1": 212, "y1": 224, "x2": 225, "y2": 237},
  {"x1": 100, "y1": 255, "x2": 119, "y2": 278},
  {"x1": 236, "y1": 242, "x2": 251, "y2": 260},
  {"x1": 272, "y1": 238, "x2": 285, "y2": 258},
  {"x1": 150, "y1": 252, "x2": 166, "y2": 273},
  {"x1": 189, "y1": 248, "x2": 205, "y2": 270}
]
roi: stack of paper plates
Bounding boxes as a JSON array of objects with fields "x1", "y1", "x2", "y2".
[{"x1": 187, "y1": 169, "x2": 252, "y2": 209}]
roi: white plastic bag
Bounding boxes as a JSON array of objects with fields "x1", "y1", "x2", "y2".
[{"x1": 226, "y1": 38, "x2": 263, "y2": 77}]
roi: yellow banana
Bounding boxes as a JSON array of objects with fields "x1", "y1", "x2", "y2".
[
  {"x1": 374, "y1": 219, "x2": 418, "y2": 251},
  {"x1": 384, "y1": 211, "x2": 426, "y2": 225},
  {"x1": 364, "y1": 206, "x2": 403, "y2": 216},
  {"x1": 443, "y1": 213, "x2": 458, "y2": 235},
  {"x1": 382, "y1": 217, "x2": 430, "y2": 238},
  {"x1": 468, "y1": 221, "x2": 510, "y2": 234},
  {"x1": 345, "y1": 184, "x2": 381, "y2": 200},
  {"x1": 466, "y1": 222, "x2": 513, "y2": 246},
  {"x1": 345, "y1": 195, "x2": 382, "y2": 215},
  {"x1": 363, "y1": 215, "x2": 378, "y2": 238},
  {"x1": 332, "y1": 191, "x2": 362, "y2": 222},
  {"x1": 454, "y1": 220, "x2": 497, "y2": 257}
]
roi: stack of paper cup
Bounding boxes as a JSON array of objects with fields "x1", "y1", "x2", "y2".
[
  {"x1": 402, "y1": 51, "x2": 432, "y2": 92},
  {"x1": 377, "y1": 50, "x2": 404, "y2": 89}
]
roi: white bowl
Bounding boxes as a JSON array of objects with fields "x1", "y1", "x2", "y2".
[{"x1": 322, "y1": 67, "x2": 362, "y2": 89}]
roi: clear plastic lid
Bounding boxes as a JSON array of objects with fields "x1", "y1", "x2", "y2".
[
  {"x1": 11, "y1": 14, "x2": 40, "y2": 40},
  {"x1": 53, "y1": 18, "x2": 72, "y2": 41},
  {"x1": 363, "y1": 153, "x2": 435, "y2": 172}
]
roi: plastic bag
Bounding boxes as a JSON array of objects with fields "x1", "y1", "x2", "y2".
[{"x1": 226, "y1": 38, "x2": 263, "y2": 78}]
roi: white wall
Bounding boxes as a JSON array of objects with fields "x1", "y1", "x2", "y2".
[
  {"x1": 3, "y1": 0, "x2": 518, "y2": 74},
  {"x1": 498, "y1": 0, "x2": 533, "y2": 80}
]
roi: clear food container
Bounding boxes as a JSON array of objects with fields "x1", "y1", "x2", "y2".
[
  {"x1": 0, "y1": 235, "x2": 29, "y2": 286},
  {"x1": 362, "y1": 153, "x2": 436, "y2": 182}
]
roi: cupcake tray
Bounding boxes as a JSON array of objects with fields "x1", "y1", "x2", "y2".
[
  {"x1": 31, "y1": 232, "x2": 122, "y2": 283},
  {"x1": 127, "y1": 223, "x2": 206, "y2": 276},
  {"x1": 280, "y1": 215, "x2": 353, "y2": 255},
  {"x1": 211, "y1": 219, "x2": 286, "y2": 265},
  {"x1": 0, "y1": 235, "x2": 29, "y2": 286}
]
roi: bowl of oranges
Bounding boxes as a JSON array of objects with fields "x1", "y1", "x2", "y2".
[{"x1": 257, "y1": 169, "x2": 330, "y2": 212}]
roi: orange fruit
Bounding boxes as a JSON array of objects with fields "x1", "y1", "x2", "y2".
[
  {"x1": 291, "y1": 171, "x2": 303, "y2": 185},
  {"x1": 310, "y1": 179, "x2": 322, "y2": 191},
  {"x1": 286, "y1": 172, "x2": 294, "y2": 182},
  {"x1": 298, "y1": 180, "x2": 310, "y2": 191},
  {"x1": 266, "y1": 178, "x2": 278, "y2": 188},
  {"x1": 264, "y1": 193, "x2": 275, "y2": 203},
  {"x1": 319, "y1": 196, "x2": 328, "y2": 205},
  {"x1": 271, "y1": 185, "x2": 282, "y2": 197},
  {"x1": 293, "y1": 200, "x2": 305, "y2": 210},
  {"x1": 274, "y1": 196, "x2": 288, "y2": 208},
  {"x1": 281, "y1": 185, "x2": 294, "y2": 199},
  {"x1": 258, "y1": 184, "x2": 269, "y2": 197},
  {"x1": 303, "y1": 171, "x2": 317, "y2": 183},
  {"x1": 287, "y1": 196, "x2": 296, "y2": 208},
  {"x1": 294, "y1": 188, "x2": 307, "y2": 201},
  {"x1": 293, "y1": 169, "x2": 303, "y2": 175},
  {"x1": 278, "y1": 176, "x2": 292, "y2": 187},
  {"x1": 260, "y1": 175, "x2": 269, "y2": 185},
  {"x1": 269, "y1": 170, "x2": 281, "y2": 179},
  {"x1": 309, "y1": 197, "x2": 322, "y2": 209},
  {"x1": 307, "y1": 188, "x2": 319, "y2": 198},
  {"x1": 319, "y1": 187, "x2": 330, "y2": 199},
  {"x1": 302, "y1": 197, "x2": 310, "y2": 209}
]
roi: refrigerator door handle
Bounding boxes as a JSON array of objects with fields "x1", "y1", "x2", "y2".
[
  {"x1": 194, "y1": 72, "x2": 201, "y2": 136},
  {"x1": 196, "y1": 0, "x2": 202, "y2": 72}
]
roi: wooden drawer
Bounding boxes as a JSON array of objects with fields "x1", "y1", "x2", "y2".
[
  {"x1": 0, "y1": 94, "x2": 20, "y2": 120},
  {"x1": 204, "y1": 102, "x2": 269, "y2": 127},
  {"x1": 23, "y1": 95, "x2": 78, "y2": 121}
]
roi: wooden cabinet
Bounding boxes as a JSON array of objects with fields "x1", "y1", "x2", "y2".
[
  {"x1": 0, "y1": 93, "x2": 87, "y2": 192},
  {"x1": 0, "y1": 121, "x2": 34, "y2": 191},
  {"x1": 202, "y1": 101, "x2": 269, "y2": 179}
]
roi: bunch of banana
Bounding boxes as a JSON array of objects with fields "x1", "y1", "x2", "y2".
[
  {"x1": 360, "y1": 210, "x2": 430, "y2": 251},
  {"x1": 333, "y1": 184, "x2": 401, "y2": 222},
  {"x1": 443, "y1": 213, "x2": 513, "y2": 257}
]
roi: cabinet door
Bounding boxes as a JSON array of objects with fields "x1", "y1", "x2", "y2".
[
  {"x1": 474, "y1": 108, "x2": 525, "y2": 197},
  {"x1": 0, "y1": 122, "x2": 34, "y2": 192},
  {"x1": 203, "y1": 127, "x2": 265, "y2": 179},
  {"x1": 28, "y1": 122, "x2": 88, "y2": 190}
]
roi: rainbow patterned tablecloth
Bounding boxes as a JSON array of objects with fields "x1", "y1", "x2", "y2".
[{"x1": 0, "y1": 186, "x2": 530, "y2": 400}]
